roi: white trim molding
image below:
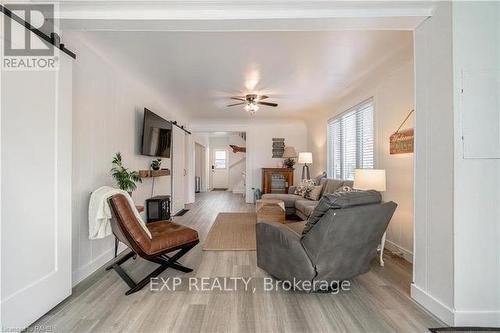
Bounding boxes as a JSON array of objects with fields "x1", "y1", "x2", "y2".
[
  {"x1": 384, "y1": 239, "x2": 413, "y2": 263},
  {"x1": 54, "y1": 1, "x2": 433, "y2": 31},
  {"x1": 454, "y1": 310, "x2": 500, "y2": 327},
  {"x1": 411, "y1": 283, "x2": 455, "y2": 326},
  {"x1": 412, "y1": 283, "x2": 500, "y2": 327}
]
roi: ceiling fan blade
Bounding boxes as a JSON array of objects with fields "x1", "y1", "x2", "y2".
[
  {"x1": 227, "y1": 102, "x2": 245, "y2": 107},
  {"x1": 257, "y1": 101, "x2": 278, "y2": 107},
  {"x1": 257, "y1": 95, "x2": 269, "y2": 100},
  {"x1": 230, "y1": 97, "x2": 246, "y2": 102}
]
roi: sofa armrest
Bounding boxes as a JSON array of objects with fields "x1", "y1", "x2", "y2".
[
  {"x1": 288, "y1": 186, "x2": 297, "y2": 194},
  {"x1": 256, "y1": 221, "x2": 316, "y2": 282}
]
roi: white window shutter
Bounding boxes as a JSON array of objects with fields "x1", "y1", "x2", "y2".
[{"x1": 327, "y1": 98, "x2": 374, "y2": 180}]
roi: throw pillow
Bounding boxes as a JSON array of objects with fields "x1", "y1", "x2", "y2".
[
  {"x1": 304, "y1": 185, "x2": 322, "y2": 201},
  {"x1": 340, "y1": 185, "x2": 352, "y2": 192},
  {"x1": 294, "y1": 179, "x2": 315, "y2": 197},
  {"x1": 313, "y1": 171, "x2": 327, "y2": 185}
]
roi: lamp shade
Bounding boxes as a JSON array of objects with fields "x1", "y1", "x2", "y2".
[
  {"x1": 282, "y1": 146, "x2": 298, "y2": 158},
  {"x1": 353, "y1": 169, "x2": 386, "y2": 191},
  {"x1": 298, "y1": 152, "x2": 313, "y2": 164}
]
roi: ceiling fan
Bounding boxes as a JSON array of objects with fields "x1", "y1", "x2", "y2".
[{"x1": 226, "y1": 94, "x2": 278, "y2": 114}]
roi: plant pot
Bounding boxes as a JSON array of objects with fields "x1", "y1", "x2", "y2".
[{"x1": 151, "y1": 166, "x2": 160, "y2": 171}]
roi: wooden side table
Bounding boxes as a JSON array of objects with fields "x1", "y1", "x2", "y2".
[{"x1": 256, "y1": 199, "x2": 286, "y2": 224}]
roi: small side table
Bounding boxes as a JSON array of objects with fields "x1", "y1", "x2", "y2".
[{"x1": 256, "y1": 199, "x2": 286, "y2": 224}]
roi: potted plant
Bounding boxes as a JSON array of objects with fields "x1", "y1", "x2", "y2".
[
  {"x1": 110, "y1": 152, "x2": 142, "y2": 195},
  {"x1": 283, "y1": 157, "x2": 296, "y2": 169},
  {"x1": 150, "y1": 158, "x2": 162, "y2": 171}
]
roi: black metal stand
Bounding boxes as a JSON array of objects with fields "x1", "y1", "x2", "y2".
[
  {"x1": 114, "y1": 237, "x2": 119, "y2": 258},
  {"x1": 106, "y1": 244, "x2": 195, "y2": 295}
]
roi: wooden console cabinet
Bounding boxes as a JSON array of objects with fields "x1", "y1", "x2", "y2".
[{"x1": 262, "y1": 168, "x2": 294, "y2": 194}]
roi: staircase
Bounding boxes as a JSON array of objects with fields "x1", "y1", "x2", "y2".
[
  {"x1": 230, "y1": 132, "x2": 246, "y2": 197},
  {"x1": 232, "y1": 171, "x2": 246, "y2": 195},
  {"x1": 228, "y1": 157, "x2": 246, "y2": 195}
]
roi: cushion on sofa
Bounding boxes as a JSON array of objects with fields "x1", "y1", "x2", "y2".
[
  {"x1": 295, "y1": 199, "x2": 319, "y2": 218},
  {"x1": 261, "y1": 193, "x2": 303, "y2": 208},
  {"x1": 320, "y1": 178, "x2": 342, "y2": 195},
  {"x1": 304, "y1": 185, "x2": 323, "y2": 201},
  {"x1": 301, "y1": 190, "x2": 382, "y2": 235},
  {"x1": 312, "y1": 172, "x2": 327, "y2": 185}
]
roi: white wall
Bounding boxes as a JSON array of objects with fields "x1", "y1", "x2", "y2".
[
  {"x1": 190, "y1": 120, "x2": 308, "y2": 202},
  {"x1": 413, "y1": 2, "x2": 500, "y2": 326},
  {"x1": 66, "y1": 32, "x2": 188, "y2": 285},
  {"x1": 306, "y1": 54, "x2": 415, "y2": 262},
  {"x1": 452, "y1": 1, "x2": 500, "y2": 326},
  {"x1": 412, "y1": 2, "x2": 455, "y2": 324}
]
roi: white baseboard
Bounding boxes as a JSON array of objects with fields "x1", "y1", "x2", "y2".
[
  {"x1": 384, "y1": 239, "x2": 413, "y2": 263},
  {"x1": 411, "y1": 283, "x2": 455, "y2": 325},
  {"x1": 412, "y1": 284, "x2": 500, "y2": 327},
  {"x1": 454, "y1": 310, "x2": 500, "y2": 327},
  {"x1": 72, "y1": 244, "x2": 127, "y2": 287}
]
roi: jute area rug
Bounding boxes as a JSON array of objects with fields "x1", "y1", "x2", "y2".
[{"x1": 203, "y1": 212, "x2": 306, "y2": 251}]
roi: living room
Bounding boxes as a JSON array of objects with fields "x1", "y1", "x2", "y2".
[{"x1": 1, "y1": 1, "x2": 499, "y2": 333}]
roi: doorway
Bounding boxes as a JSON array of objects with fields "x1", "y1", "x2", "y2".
[
  {"x1": 194, "y1": 143, "x2": 206, "y2": 193},
  {"x1": 192, "y1": 131, "x2": 247, "y2": 195},
  {"x1": 212, "y1": 148, "x2": 229, "y2": 189}
]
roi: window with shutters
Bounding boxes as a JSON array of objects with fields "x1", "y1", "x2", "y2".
[{"x1": 327, "y1": 98, "x2": 374, "y2": 180}]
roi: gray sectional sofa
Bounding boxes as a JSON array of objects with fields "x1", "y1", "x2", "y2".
[{"x1": 262, "y1": 178, "x2": 354, "y2": 220}]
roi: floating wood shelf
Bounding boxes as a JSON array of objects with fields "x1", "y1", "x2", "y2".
[{"x1": 138, "y1": 169, "x2": 171, "y2": 178}]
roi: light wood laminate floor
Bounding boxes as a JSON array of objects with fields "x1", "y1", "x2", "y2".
[{"x1": 33, "y1": 191, "x2": 443, "y2": 333}]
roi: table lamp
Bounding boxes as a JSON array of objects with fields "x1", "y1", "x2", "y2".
[
  {"x1": 298, "y1": 152, "x2": 313, "y2": 180},
  {"x1": 353, "y1": 169, "x2": 386, "y2": 191}
]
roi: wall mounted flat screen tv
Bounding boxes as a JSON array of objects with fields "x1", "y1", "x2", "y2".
[{"x1": 141, "y1": 108, "x2": 172, "y2": 158}]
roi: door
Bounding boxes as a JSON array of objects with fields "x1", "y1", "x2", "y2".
[
  {"x1": 172, "y1": 126, "x2": 186, "y2": 214},
  {"x1": 211, "y1": 149, "x2": 229, "y2": 189},
  {"x1": 1, "y1": 55, "x2": 73, "y2": 328}
]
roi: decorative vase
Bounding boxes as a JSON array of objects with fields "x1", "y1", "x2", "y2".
[{"x1": 283, "y1": 158, "x2": 295, "y2": 168}]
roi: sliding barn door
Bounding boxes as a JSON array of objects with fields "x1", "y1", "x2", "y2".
[
  {"x1": 172, "y1": 126, "x2": 186, "y2": 215},
  {"x1": 1, "y1": 55, "x2": 73, "y2": 329}
]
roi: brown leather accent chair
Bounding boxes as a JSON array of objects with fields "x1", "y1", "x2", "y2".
[{"x1": 106, "y1": 194, "x2": 199, "y2": 295}]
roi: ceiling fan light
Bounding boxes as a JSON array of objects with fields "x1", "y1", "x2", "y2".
[{"x1": 244, "y1": 102, "x2": 259, "y2": 113}]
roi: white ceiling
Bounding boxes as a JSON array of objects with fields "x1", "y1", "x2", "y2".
[{"x1": 79, "y1": 30, "x2": 413, "y2": 120}]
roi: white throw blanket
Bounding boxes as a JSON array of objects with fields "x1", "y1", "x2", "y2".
[{"x1": 88, "y1": 186, "x2": 152, "y2": 240}]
